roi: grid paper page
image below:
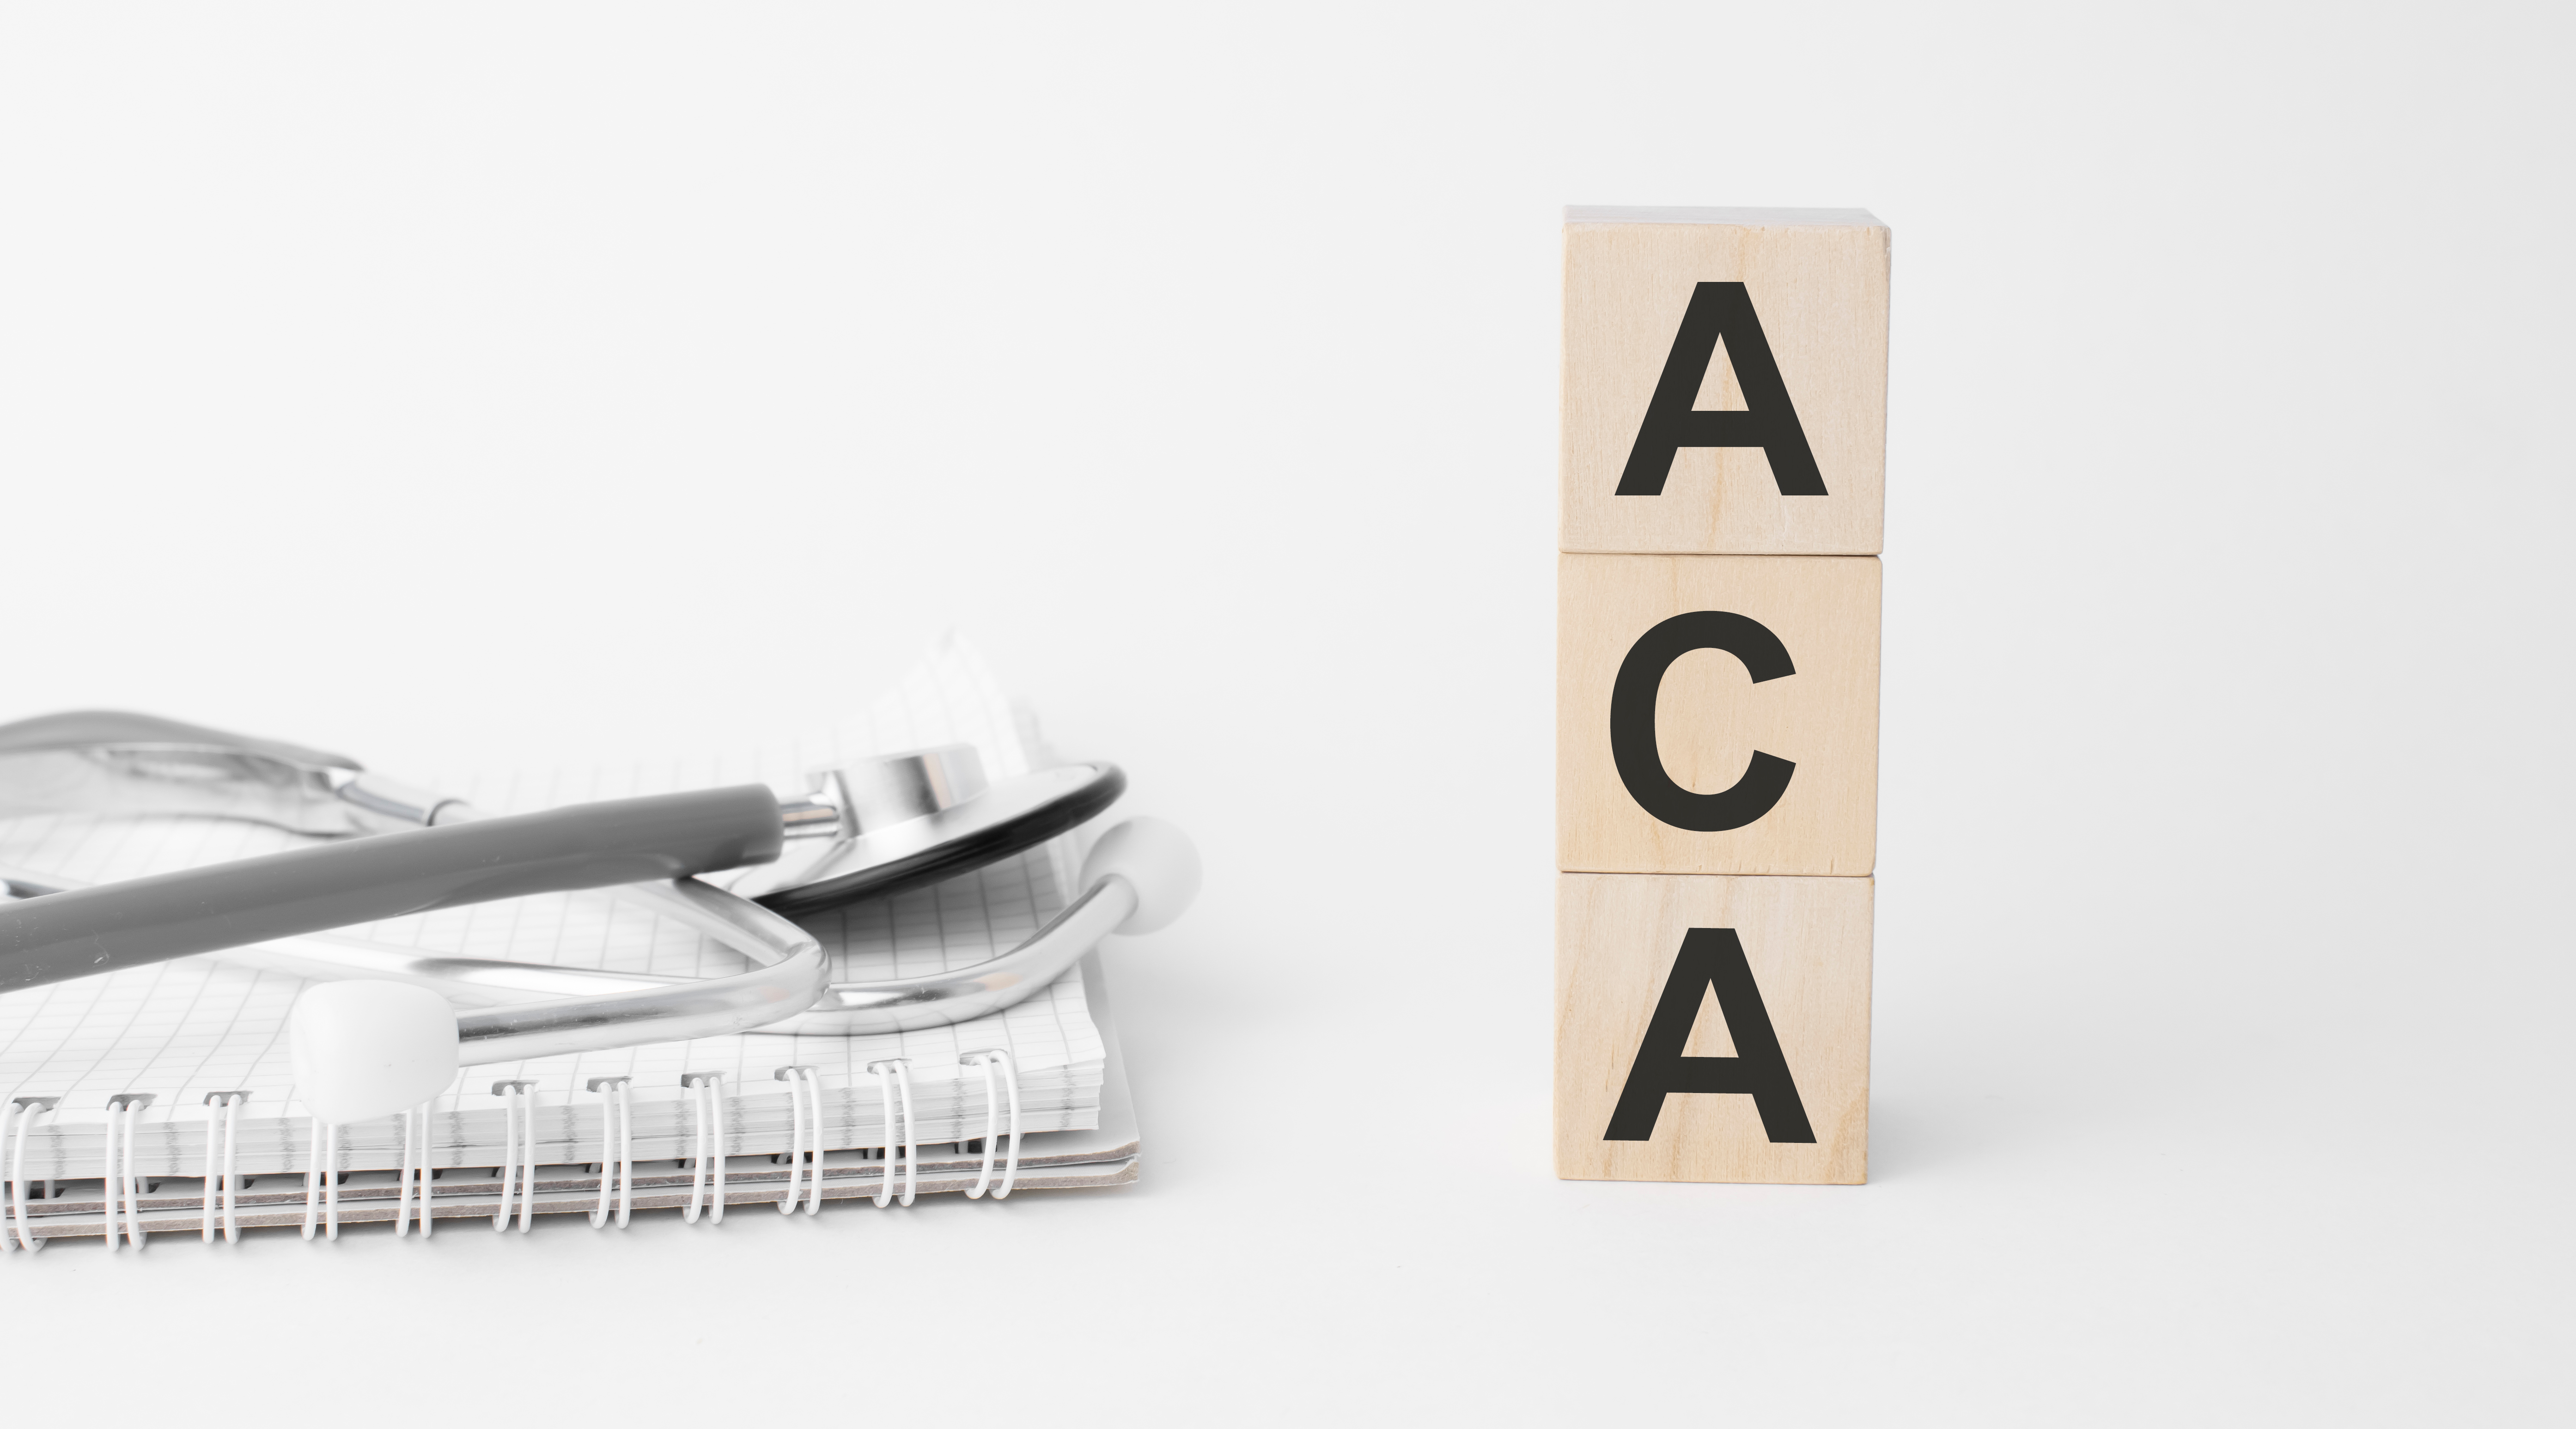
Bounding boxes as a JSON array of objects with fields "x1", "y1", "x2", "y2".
[{"x1": 0, "y1": 637, "x2": 1106, "y2": 1175}]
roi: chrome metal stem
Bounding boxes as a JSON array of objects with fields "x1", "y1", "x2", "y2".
[{"x1": 0, "y1": 863, "x2": 828, "y2": 1063}]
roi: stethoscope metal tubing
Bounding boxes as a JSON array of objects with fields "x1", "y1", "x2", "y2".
[
  {"x1": 450, "y1": 877, "x2": 827, "y2": 1062},
  {"x1": 773, "y1": 875, "x2": 1134, "y2": 1035},
  {"x1": 0, "y1": 862, "x2": 830, "y2": 1063},
  {"x1": 0, "y1": 861, "x2": 1130, "y2": 1043}
]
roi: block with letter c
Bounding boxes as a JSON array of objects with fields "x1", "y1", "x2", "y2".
[{"x1": 1557, "y1": 552, "x2": 1879, "y2": 877}]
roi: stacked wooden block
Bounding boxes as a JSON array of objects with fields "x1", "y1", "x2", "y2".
[{"x1": 1555, "y1": 207, "x2": 1887, "y2": 1185}]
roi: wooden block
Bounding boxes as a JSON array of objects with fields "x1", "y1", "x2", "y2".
[
  {"x1": 1560, "y1": 208, "x2": 1887, "y2": 556},
  {"x1": 1559, "y1": 553, "x2": 1878, "y2": 876},
  {"x1": 1555, "y1": 871, "x2": 1870, "y2": 1184}
]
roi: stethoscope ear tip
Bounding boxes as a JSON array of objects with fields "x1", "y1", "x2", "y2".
[
  {"x1": 287, "y1": 981, "x2": 461, "y2": 1125},
  {"x1": 1079, "y1": 818, "x2": 1200, "y2": 936}
]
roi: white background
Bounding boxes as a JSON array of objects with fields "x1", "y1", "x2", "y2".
[{"x1": 1, "y1": 3, "x2": 2568, "y2": 1423}]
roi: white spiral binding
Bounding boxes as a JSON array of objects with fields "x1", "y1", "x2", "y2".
[
  {"x1": 585, "y1": 1077, "x2": 634, "y2": 1230},
  {"x1": 395, "y1": 1099, "x2": 435, "y2": 1240},
  {"x1": 300, "y1": 1117, "x2": 339, "y2": 1242},
  {"x1": 681, "y1": 1072, "x2": 726, "y2": 1224},
  {"x1": 866, "y1": 1059, "x2": 917, "y2": 1208},
  {"x1": 773, "y1": 1066, "x2": 822, "y2": 1215},
  {"x1": 796, "y1": 1067, "x2": 823, "y2": 1214},
  {"x1": 201, "y1": 1092, "x2": 247, "y2": 1244},
  {"x1": 104, "y1": 1093, "x2": 155, "y2": 1249},
  {"x1": 491, "y1": 1081, "x2": 537, "y2": 1233},
  {"x1": 6, "y1": 1096, "x2": 60, "y2": 1252},
  {"x1": 961, "y1": 1049, "x2": 1023, "y2": 1200},
  {"x1": 0, "y1": 1097, "x2": 13, "y2": 1252},
  {"x1": 100, "y1": 1107, "x2": 121, "y2": 1249},
  {"x1": 0, "y1": 1050, "x2": 1042, "y2": 1244}
]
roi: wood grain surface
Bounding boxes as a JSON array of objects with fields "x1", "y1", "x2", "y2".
[
  {"x1": 1559, "y1": 553, "x2": 1879, "y2": 876},
  {"x1": 1556, "y1": 871, "x2": 1870, "y2": 1184},
  {"x1": 1560, "y1": 213, "x2": 1887, "y2": 556}
]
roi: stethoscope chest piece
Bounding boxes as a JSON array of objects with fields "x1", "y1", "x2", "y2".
[{"x1": 731, "y1": 749, "x2": 1127, "y2": 917}]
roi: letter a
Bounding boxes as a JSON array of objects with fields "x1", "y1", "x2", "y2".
[
  {"x1": 1616, "y1": 282, "x2": 1826, "y2": 498},
  {"x1": 1604, "y1": 928, "x2": 1814, "y2": 1143}
]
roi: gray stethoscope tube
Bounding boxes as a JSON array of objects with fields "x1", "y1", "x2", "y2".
[
  {"x1": 0, "y1": 784, "x2": 792, "y2": 995},
  {"x1": 0, "y1": 712, "x2": 1198, "y2": 1121}
]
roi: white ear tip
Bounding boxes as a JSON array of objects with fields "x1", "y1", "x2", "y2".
[
  {"x1": 1079, "y1": 818, "x2": 1200, "y2": 935},
  {"x1": 288, "y1": 981, "x2": 459, "y2": 1124}
]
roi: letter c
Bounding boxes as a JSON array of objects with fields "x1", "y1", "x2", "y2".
[{"x1": 1608, "y1": 611, "x2": 1797, "y2": 832}]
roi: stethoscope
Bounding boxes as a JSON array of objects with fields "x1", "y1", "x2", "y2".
[{"x1": 0, "y1": 712, "x2": 1198, "y2": 1123}]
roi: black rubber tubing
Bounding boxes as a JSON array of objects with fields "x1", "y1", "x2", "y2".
[{"x1": 0, "y1": 785, "x2": 785, "y2": 995}]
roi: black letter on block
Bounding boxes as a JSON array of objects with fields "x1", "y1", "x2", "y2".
[
  {"x1": 1609, "y1": 611, "x2": 1796, "y2": 832},
  {"x1": 1604, "y1": 928, "x2": 1814, "y2": 1143},
  {"x1": 1616, "y1": 282, "x2": 1826, "y2": 497}
]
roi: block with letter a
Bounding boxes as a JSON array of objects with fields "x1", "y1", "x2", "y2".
[
  {"x1": 1555, "y1": 206, "x2": 1884, "y2": 1185},
  {"x1": 1559, "y1": 208, "x2": 1887, "y2": 557},
  {"x1": 1555, "y1": 873, "x2": 1870, "y2": 1184}
]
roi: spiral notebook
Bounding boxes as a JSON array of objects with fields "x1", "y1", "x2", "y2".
[{"x1": 0, "y1": 638, "x2": 1141, "y2": 1247}]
